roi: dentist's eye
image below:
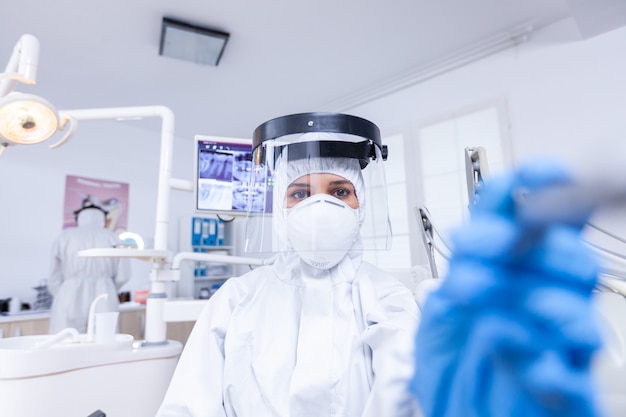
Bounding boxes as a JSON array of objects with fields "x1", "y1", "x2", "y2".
[
  {"x1": 333, "y1": 188, "x2": 351, "y2": 198},
  {"x1": 285, "y1": 186, "x2": 311, "y2": 208},
  {"x1": 291, "y1": 190, "x2": 309, "y2": 200}
]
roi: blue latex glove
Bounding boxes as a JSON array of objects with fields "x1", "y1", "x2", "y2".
[{"x1": 410, "y1": 160, "x2": 602, "y2": 417}]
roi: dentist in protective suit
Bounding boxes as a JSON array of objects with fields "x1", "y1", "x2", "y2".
[
  {"x1": 48, "y1": 203, "x2": 130, "y2": 333},
  {"x1": 156, "y1": 113, "x2": 420, "y2": 417}
]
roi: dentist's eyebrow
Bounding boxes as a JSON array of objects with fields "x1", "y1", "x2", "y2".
[
  {"x1": 329, "y1": 180, "x2": 353, "y2": 187},
  {"x1": 287, "y1": 182, "x2": 310, "y2": 189}
]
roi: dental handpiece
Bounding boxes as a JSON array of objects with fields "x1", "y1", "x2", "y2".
[{"x1": 515, "y1": 179, "x2": 626, "y2": 226}]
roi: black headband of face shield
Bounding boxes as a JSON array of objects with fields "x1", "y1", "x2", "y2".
[
  {"x1": 252, "y1": 112, "x2": 388, "y2": 169},
  {"x1": 74, "y1": 205, "x2": 108, "y2": 222},
  {"x1": 273, "y1": 140, "x2": 377, "y2": 169}
]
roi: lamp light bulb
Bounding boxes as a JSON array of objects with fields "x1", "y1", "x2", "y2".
[{"x1": 0, "y1": 93, "x2": 59, "y2": 145}]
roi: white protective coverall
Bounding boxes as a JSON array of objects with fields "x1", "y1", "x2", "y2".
[
  {"x1": 156, "y1": 157, "x2": 420, "y2": 417},
  {"x1": 48, "y1": 208, "x2": 130, "y2": 333}
]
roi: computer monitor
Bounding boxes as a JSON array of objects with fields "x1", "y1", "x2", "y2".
[{"x1": 194, "y1": 135, "x2": 273, "y2": 217}]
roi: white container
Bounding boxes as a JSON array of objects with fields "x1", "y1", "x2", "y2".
[
  {"x1": 8, "y1": 297, "x2": 20, "y2": 313},
  {"x1": 0, "y1": 334, "x2": 182, "y2": 417},
  {"x1": 95, "y1": 311, "x2": 119, "y2": 344}
]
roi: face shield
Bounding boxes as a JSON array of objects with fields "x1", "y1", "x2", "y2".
[{"x1": 244, "y1": 112, "x2": 391, "y2": 256}]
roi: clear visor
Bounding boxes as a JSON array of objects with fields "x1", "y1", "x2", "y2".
[{"x1": 244, "y1": 130, "x2": 391, "y2": 254}]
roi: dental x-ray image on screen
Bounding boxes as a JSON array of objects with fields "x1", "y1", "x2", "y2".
[{"x1": 194, "y1": 135, "x2": 273, "y2": 216}]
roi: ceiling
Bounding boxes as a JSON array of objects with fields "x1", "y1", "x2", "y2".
[{"x1": 1, "y1": 0, "x2": 576, "y2": 141}]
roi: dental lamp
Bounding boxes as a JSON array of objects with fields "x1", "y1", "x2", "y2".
[
  {"x1": 0, "y1": 93, "x2": 59, "y2": 144},
  {"x1": 0, "y1": 33, "x2": 39, "y2": 92},
  {"x1": 0, "y1": 34, "x2": 75, "y2": 155},
  {"x1": 0, "y1": 34, "x2": 267, "y2": 345},
  {"x1": 0, "y1": 36, "x2": 178, "y2": 342}
]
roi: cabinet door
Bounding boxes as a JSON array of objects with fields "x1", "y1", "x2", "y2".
[
  {"x1": 0, "y1": 322, "x2": 11, "y2": 338},
  {"x1": 10, "y1": 318, "x2": 50, "y2": 337},
  {"x1": 119, "y1": 309, "x2": 145, "y2": 340},
  {"x1": 166, "y1": 321, "x2": 196, "y2": 346}
]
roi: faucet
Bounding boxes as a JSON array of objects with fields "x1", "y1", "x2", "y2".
[
  {"x1": 86, "y1": 293, "x2": 109, "y2": 342},
  {"x1": 33, "y1": 327, "x2": 80, "y2": 349}
]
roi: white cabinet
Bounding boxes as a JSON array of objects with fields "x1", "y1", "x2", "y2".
[
  {"x1": 166, "y1": 321, "x2": 195, "y2": 346},
  {"x1": 0, "y1": 322, "x2": 9, "y2": 338},
  {"x1": 190, "y1": 246, "x2": 233, "y2": 299},
  {"x1": 0, "y1": 308, "x2": 144, "y2": 340},
  {"x1": 0, "y1": 315, "x2": 50, "y2": 338},
  {"x1": 118, "y1": 308, "x2": 145, "y2": 340},
  {"x1": 177, "y1": 216, "x2": 236, "y2": 299},
  {"x1": 0, "y1": 307, "x2": 197, "y2": 347}
]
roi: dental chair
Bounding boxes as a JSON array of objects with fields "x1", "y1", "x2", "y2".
[{"x1": 584, "y1": 220, "x2": 626, "y2": 417}]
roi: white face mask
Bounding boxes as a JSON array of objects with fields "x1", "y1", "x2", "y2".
[{"x1": 286, "y1": 194, "x2": 360, "y2": 270}]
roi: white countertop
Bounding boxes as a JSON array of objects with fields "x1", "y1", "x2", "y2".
[
  {"x1": 0, "y1": 298, "x2": 208, "y2": 324},
  {"x1": 163, "y1": 298, "x2": 209, "y2": 322},
  {"x1": 0, "y1": 310, "x2": 51, "y2": 323},
  {"x1": 0, "y1": 301, "x2": 148, "y2": 323},
  {"x1": 119, "y1": 301, "x2": 147, "y2": 312}
]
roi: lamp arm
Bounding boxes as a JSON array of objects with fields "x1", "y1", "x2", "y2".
[
  {"x1": 60, "y1": 105, "x2": 175, "y2": 253},
  {"x1": 0, "y1": 34, "x2": 40, "y2": 97},
  {"x1": 48, "y1": 115, "x2": 77, "y2": 149},
  {"x1": 62, "y1": 105, "x2": 175, "y2": 344}
]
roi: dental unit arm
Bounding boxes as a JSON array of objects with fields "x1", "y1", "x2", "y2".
[
  {"x1": 464, "y1": 146, "x2": 489, "y2": 207},
  {"x1": 168, "y1": 251, "x2": 275, "y2": 279},
  {"x1": 422, "y1": 144, "x2": 626, "y2": 294},
  {"x1": 464, "y1": 145, "x2": 626, "y2": 294},
  {"x1": 414, "y1": 146, "x2": 488, "y2": 279},
  {"x1": 583, "y1": 222, "x2": 626, "y2": 295},
  {"x1": 512, "y1": 173, "x2": 626, "y2": 297}
]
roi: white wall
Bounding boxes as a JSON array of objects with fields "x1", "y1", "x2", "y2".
[
  {"x1": 346, "y1": 17, "x2": 626, "y2": 265},
  {"x1": 0, "y1": 117, "x2": 196, "y2": 305},
  {"x1": 349, "y1": 18, "x2": 626, "y2": 165}
]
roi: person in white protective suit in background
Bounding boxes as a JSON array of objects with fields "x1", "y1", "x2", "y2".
[
  {"x1": 156, "y1": 113, "x2": 421, "y2": 417},
  {"x1": 48, "y1": 203, "x2": 131, "y2": 333}
]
